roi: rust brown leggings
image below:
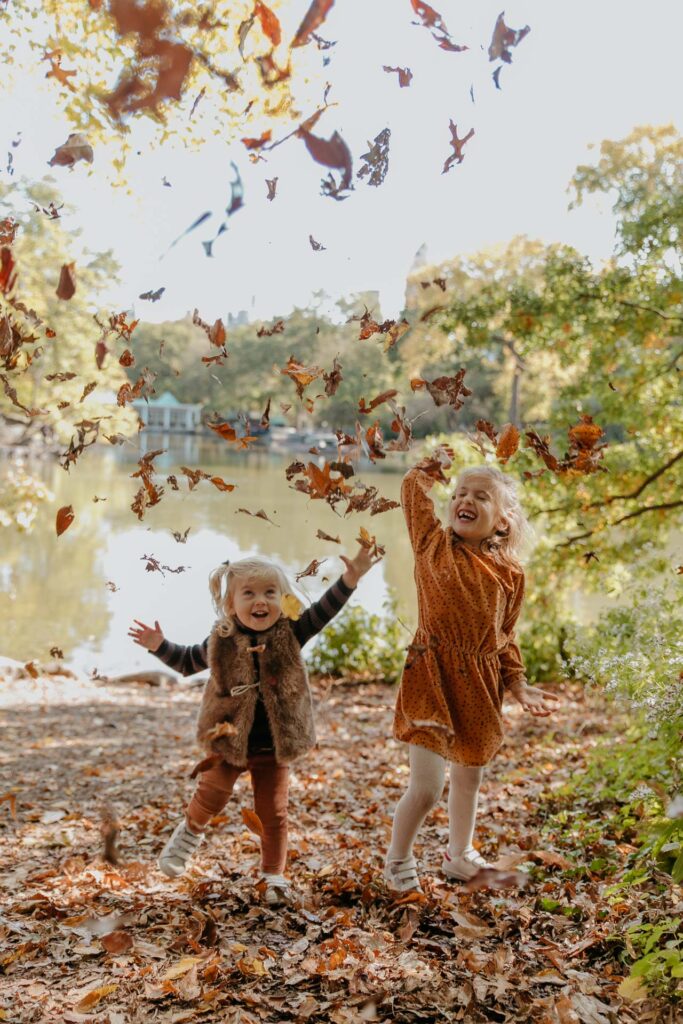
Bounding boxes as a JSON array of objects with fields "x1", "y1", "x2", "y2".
[{"x1": 186, "y1": 753, "x2": 289, "y2": 875}]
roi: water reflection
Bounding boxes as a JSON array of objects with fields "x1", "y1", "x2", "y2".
[{"x1": 0, "y1": 436, "x2": 416, "y2": 675}]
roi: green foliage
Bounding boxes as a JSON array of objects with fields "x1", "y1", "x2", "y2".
[
  {"x1": 622, "y1": 918, "x2": 683, "y2": 1000},
  {"x1": 0, "y1": 465, "x2": 53, "y2": 531},
  {"x1": 307, "y1": 598, "x2": 406, "y2": 683}
]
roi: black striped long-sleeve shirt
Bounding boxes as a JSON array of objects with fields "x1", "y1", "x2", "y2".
[{"x1": 151, "y1": 576, "x2": 355, "y2": 676}]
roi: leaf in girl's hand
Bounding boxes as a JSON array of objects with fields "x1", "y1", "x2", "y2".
[
  {"x1": 56, "y1": 505, "x2": 75, "y2": 536},
  {"x1": 281, "y1": 593, "x2": 303, "y2": 620},
  {"x1": 292, "y1": 0, "x2": 335, "y2": 47},
  {"x1": 241, "y1": 807, "x2": 265, "y2": 837},
  {"x1": 56, "y1": 262, "x2": 76, "y2": 300},
  {"x1": 496, "y1": 423, "x2": 520, "y2": 463},
  {"x1": 295, "y1": 558, "x2": 326, "y2": 581},
  {"x1": 383, "y1": 65, "x2": 412, "y2": 87},
  {"x1": 356, "y1": 527, "x2": 385, "y2": 558},
  {"x1": 316, "y1": 529, "x2": 341, "y2": 543},
  {"x1": 443, "y1": 122, "x2": 474, "y2": 173},
  {"x1": 205, "y1": 721, "x2": 237, "y2": 741}
]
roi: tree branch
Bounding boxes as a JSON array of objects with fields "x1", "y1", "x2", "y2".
[
  {"x1": 555, "y1": 499, "x2": 683, "y2": 548},
  {"x1": 615, "y1": 299, "x2": 683, "y2": 322},
  {"x1": 534, "y1": 449, "x2": 683, "y2": 519}
]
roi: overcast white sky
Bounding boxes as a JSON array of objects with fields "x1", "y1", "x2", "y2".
[{"x1": 2, "y1": 0, "x2": 682, "y2": 322}]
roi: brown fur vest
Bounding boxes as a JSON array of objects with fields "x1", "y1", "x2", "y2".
[{"x1": 196, "y1": 618, "x2": 316, "y2": 766}]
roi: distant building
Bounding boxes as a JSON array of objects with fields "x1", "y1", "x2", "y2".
[{"x1": 133, "y1": 391, "x2": 203, "y2": 433}]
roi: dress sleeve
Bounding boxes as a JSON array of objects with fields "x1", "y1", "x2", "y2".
[
  {"x1": 499, "y1": 573, "x2": 527, "y2": 690},
  {"x1": 401, "y1": 465, "x2": 445, "y2": 554},
  {"x1": 152, "y1": 637, "x2": 209, "y2": 676}
]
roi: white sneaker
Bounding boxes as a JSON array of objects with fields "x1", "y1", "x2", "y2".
[
  {"x1": 158, "y1": 819, "x2": 203, "y2": 878},
  {"x1": 441, "y1": 846, "x2": 492, "y2": 881},
  {"x1": 261, "y1": 873, "x2": 290, "y2": 906},
  {"x1": 383, "y1": 855, "x2": 422, "y2": 893}
]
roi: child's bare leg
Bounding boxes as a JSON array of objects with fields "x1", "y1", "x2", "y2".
[
  {"x1": 387, "y1": 745, "x2": 446, "y2": 861},
  {"x1": 249, "y1": 755, "x2": 289, "y2": 874},
  {"x1": 186, "y1": 760, "x2": 242, "y2": 833},
  {"x1": 447, "y1": 764, "x2": 484, "y2": 857}
]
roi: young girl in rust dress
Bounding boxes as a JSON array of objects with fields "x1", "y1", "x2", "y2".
[{"x1": 384, "y1": 446, "x2": 560, "y2": 892}]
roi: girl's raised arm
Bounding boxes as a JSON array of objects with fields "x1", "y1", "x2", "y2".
[{"x1": 401, "y1": 446, "x2": 453, "y2": 554}]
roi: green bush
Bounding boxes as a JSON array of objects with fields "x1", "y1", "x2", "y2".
[{"x1": 307, "y1": 598, "x2": 406, "y2": 683}]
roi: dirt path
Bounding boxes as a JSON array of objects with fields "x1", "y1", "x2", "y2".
[{"x1": 0, "y1": 666, "x2": 650, "y2": 1023}]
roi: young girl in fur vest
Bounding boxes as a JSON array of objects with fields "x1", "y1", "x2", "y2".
[
  {"x1": 129, "y1": 547, "x2": 375, "y2": 905},
  {"x1": 384, "y1": 446, "x2": 560, "y2": 893}
]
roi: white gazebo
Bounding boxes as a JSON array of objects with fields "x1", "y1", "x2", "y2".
[{"x1": 133, "y1": 391, "x2": 203, "y2": 433}]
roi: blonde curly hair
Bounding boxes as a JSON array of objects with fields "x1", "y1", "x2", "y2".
[
  {"x1": 448, "y1": 466, "x2": 533, "y2": 567},
  {"x1": 208, "y1": 556, "x2": 291, "y2": 637}
]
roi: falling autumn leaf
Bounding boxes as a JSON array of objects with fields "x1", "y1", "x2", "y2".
[
  {"x1": 48, "y1": 133, "x2": 94, "y2": 167},
  {"x1": 139, "y1": 286, "x2": 165, "y2": 301},
  {"x1": 496, "y1": 422, "x2": 520, "y2": 463},
  {"x1": 254, "y1": 1, "x2": 282, "y2": 46},
  {"x1": 56, "y1": 504, "x2": 75, "y2": 536},
  {"x1": 309, "y1": 234, "x2": 326, "y2": 251},
  {"x1": 266, "y1": 177, "x2": 278, "y2": 200},
  {"x1": 383, "y1": 65, "x2": 413, "y2": 87},
  {"x1": 281, "y1": 592, "x2": 304, "y2": 620},
  {"x1": 316, "y1": 529, "x2": 341, "y2": 543},
  {"x1": 488, "y1": 11, "x2": 531, "y2": 63},
  {"x1": 292, "y1": 0, "x2": 335, "y2": 47},
  {"x1": 56, "y1": 262, "x2": 76, "y2": 300},
  {"x1": 442, "y1": 121, "x2": 475, "y2": 173},
  {"x1": 236, "y1": 507, "x2": 278, "y2": 525},
  {"x1": 410, "y1": 0, "x2": 467, "y2": 52},
  {"x1": 241, "y1": 807, "x2": 265, "y2": 837},
  {"x1": 295, "y1": 558, "x2": 326, "y2": 581},
  {"x1": 357, "y1": 127, "x2": 391, "y2": 187},
  {"x1": 358, "y1": 389, "x2": 399, "y2": 415}
]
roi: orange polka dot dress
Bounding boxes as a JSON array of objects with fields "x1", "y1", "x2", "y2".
[{"x1": 393, "y1": 465, "x2": 527, "y2": 767}]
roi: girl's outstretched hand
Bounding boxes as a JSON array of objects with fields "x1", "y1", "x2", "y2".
[
  {"x1": 340, "y1": 544, "x2": 381, "y2": 588},
  {"x1": 128, "y1": 619, "x2": 164, "y2": 652},
  {"x1": 507, "y1": 681, "x2": 561, "y2": 717}
]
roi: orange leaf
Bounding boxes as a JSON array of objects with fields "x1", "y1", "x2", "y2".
[
  {"x1": 56, "y1": 504, "x2": 75, "y2": 536},
  {"x1": 241, "y1": 807, "x2": 265, "y2": 838},
  {"x1": 56, "y1": 262, "x2": 76, "y2": 300},
  {"x1": 75, "y1": 984, "x2": 118, "y2": 1011},
  {"x1": 100, "y1": 930, "x2": 133, "y2": 954},
  {"x1": 254, "y1": 1, "x2": 281, "y2": 46},
  {"x1": 0, "y1": 792, "x2": 17, "y2": 819},
  {"x1": 495, "y1": 422, "x2": 520, "y2": 463},
  {"x1": 292, "y1": 0, "x2": 335, "y2": 47}
]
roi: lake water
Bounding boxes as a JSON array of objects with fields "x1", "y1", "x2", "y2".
[{"x1": 1, "y1": 435, "x2": 419, "y2": 676}]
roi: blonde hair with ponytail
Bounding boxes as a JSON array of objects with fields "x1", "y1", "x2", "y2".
[
  {"x1": 448, "y1": 466, "x2": 533, "y2": 568},
  {"x1": 209, "y1": 556, "x2": 291, "y2": 637}
]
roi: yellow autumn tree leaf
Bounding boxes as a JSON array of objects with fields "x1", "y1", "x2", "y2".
[
  {"x1": 280, "y1": 592, "x2": 303, "y2": 620},
  {"x1": 162, "y1": 955, "x2": 203, "y2": 981},
  {"x1": 75, "y1": 984, "x2": 118, "y2": 1011}
]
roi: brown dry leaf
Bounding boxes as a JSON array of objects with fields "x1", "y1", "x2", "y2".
[
  {"x1": 162, "y1": 956, "x2": 203, "y2": 982},
  {"x1": 297, "y1": 125, "x2": 353, "y2": 200},
  {"x1": 295, "y1": 558, "x2": 326, "y2": 581},
  {"x1": 462, "y1": 867, "x2": 529, "y2": 891},
  {"x1": 257, "y1": 319, "x2": 285, "y2": 337},
  {"x1": 443, "y1": 121, "x2": 475, "y2": 173},
  {"x1": 241, "y1": 807, "x2": 265, "y2": 838},
  {"x1": 488, "y1": 11, "x2": 531, "y2": 63},
  {"x1": 383, "y1": 65, "x2": 412, "y2": 87},
  {"x1": 266, "y1": 177, "x2": 278, "y2": 200},
  {"x1": 56, "y1": 504, "x2": 75, "y2": 536},
  {"x1": 119, "y1": 348, "x2": 135, "y2": 367},
  {"x1": 209, "y1": 476, "x2": 236, "y2": 492},
  {"x1": 236, "y1": 507, "x2": 278, "y2": 526},
  {"x1": 100, "y1": 930, "x2": 133, "y2": 954},
  {"x1": 410, "y1": 0, "x2": 467, "y2": 52},
  {"x1": 358, "y1": 389, "x2": 398, "y2": 415},
  {"x1": 205, "y1": 721, "x2": 237, "y2": 741},
  {"x1": 495, "y1": 422, "x2": 520, "y2": 463},
  {"x1": 48, "y1": 132, "x2": 93, "y2": 167},
  {"x1": 309, "y1": 234, "x2": 326, "y2": 251},
  {"x1": 292, "y1": 0, "x2": 335, "y2": 47},
  {"x1": 278, "y1": 355, "x2": 324, "y2": 399},
  {"x1": 56, "y1": 262, "x2": 76, "y2": 300},
  {"x1": 356, "y1": 527, "x2": 385, "y2": 558},
  {"x1": 0, "y1": 792, "x2": 17, "y2": 819},
  {"x1": 357, "y1": 128, "x2": 391, "y2": 188},
  {"x1": 75, "y1": 984, "x2": 118, "y2": 1011},
  {"x1": 316, "y1": 529, "x2": 341, "y2": 543}
]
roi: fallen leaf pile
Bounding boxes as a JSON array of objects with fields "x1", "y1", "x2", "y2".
[{"x1": 0, "y1": 666, "x2": 663, "y2": 1023}]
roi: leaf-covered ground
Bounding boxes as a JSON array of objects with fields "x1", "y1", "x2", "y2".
[{"x1": 0, "y1": 665, "x2": 675, "y2": 1023}]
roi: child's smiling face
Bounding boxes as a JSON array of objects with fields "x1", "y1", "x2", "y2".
[
  {"x1": 450, "y1": 472, "x2": 506, "y2": 546},
  {"x1": 229, "y1": 575, "x2": 282, "y2": 631}
]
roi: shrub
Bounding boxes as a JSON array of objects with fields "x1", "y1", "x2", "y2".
[{"x1": 307, "y1": 598, "x2": 406, "y2": 683}]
